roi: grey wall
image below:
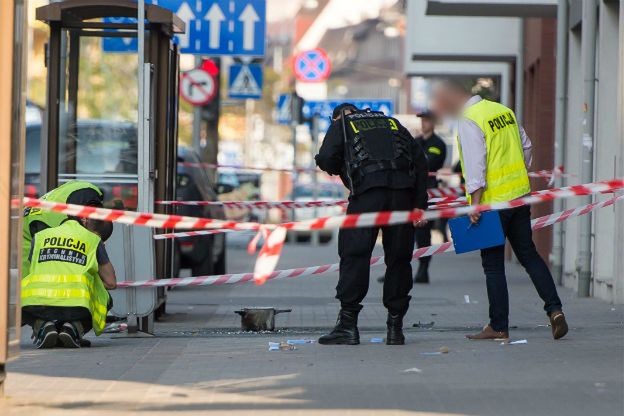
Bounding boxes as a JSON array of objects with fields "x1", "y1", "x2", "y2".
[{"x1": 561, "y1": 0, "x2": 623, "y2": 303}]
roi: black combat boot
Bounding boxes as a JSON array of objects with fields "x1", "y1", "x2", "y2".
[
  {"x1": 318, "y1": 309, "x2": 360, "y2": 345},
  {"x1": 386, "y1": 313, "x2": 405, "y2": 345},
  {"x1": 414, "y1": 261, "x2": 430, "y2": 284}
]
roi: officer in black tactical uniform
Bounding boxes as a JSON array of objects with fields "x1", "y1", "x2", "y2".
[
  {"x1": 315, "y1": 103, "x2": 428, "y2": 345},
  {"x1": 414, "y1": 110, "x2": 447, "y2": 284}
]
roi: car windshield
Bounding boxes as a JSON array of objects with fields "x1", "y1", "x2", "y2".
[
  {"x1": 25, "y1": 121, "x2": 137, "y2": 176},
  {"x1": 72, "y1": 123, "x2": 137, "y2": 175},
  {"x1": 218, "y1": 172, "x2": 240, "y2": 188},
  {"x1": 25, "y1": 124, "x2": 42, "y2": 174}
]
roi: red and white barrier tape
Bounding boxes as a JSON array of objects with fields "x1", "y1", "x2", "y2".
[
  {"x1": 19, "y1": 179, "x2": 624, "y2": 285},
  {"x1": 116, "y1": 194, "x2": 623, "y2": 288},
  {"x1": 155, "y1": 198, "x2": 466, "y2": 240},
  {"x1": 155, "y1": 199, "x2": 349, "y2": 209},
  {"x1": 272, "y1": 180, "x2": 623, "y2": 232},
  {"x1": 430, "y1": 169, "x2": 571, "y2": 179},
  {"x1": 248, "y1": 179, "x2": 623, "y2": 284},
  {"x1": 20, "y1": 179, "x2": 624, "y2": 234},
  {"x1": 427, "y1": 186, "x2": 465, "y2": 198},
  {"x1": 153, "y1": 229, "x2": 250, "y2": 240},
  {"x1": 155, "y1": 194, "x2": 463, "y2": 210},
  {"x1": 181, "y1": 161, "x2": 568, "y2": 180},
  {"x1": 179, "y1": 161, "x2": 317, "y2": 174}
]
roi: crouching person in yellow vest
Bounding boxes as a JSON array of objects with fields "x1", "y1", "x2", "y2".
[
  {"x1": 23, "y1": 180, "x2": 104, "y2": 278},
  {"x1": 22, "y1": 216, "x2": 117, "y2": 349}
]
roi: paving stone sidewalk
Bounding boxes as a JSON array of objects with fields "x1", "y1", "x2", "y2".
[{"x1": 2, "y1": 238, "x2": 623, "y2": 416}]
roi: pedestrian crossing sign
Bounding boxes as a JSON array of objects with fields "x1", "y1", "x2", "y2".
[{"x1": 228, "y1": 63, "x2": 263, "y2": 100}]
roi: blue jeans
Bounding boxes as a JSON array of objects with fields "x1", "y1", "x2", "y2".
[{"x1": 480, "y1": 205, "x2": 563, "y2": 332}]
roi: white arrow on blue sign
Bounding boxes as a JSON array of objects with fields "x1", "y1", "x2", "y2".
[
  {"x1": 228, "y1": 64, "x2": 263, "y2": 100},
  {"x1": 275, "y1": 94, "x2": 292, "y2": 125},
  {"x1": 103, "y1": 0, "x2": 266, "y2": 56}
]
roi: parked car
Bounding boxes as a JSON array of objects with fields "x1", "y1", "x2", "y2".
[
  {"x1": 176, "y1": 146, "x2": 228, "y2": 276},
  {"x1": 288, "y1": 182, "x2": 346, "y2": 243},
  {"x1": 24, "y1": 119, "x2": 228, "y2": 277},
  {"x1": 216, "y1": 170, "x2": 266, "y2": 223}
]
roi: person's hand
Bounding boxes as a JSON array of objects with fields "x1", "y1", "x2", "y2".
[
  {"x1": 469, "y1": 212, "x2": 481, "y2": 225},
  {"x1": 413, "y1": 220, "x2": 428, "y2": 228}
]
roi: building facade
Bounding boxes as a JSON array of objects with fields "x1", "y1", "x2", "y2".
[
  {"x1": 522, "y1": 17, "x2": 557, "y2": 259},
  {"x1": 419, "y1": 0, "x2": 624, "y2": 303},
  {"x1": 558, "y1": 0, "x2": 623, "y2": 303}
]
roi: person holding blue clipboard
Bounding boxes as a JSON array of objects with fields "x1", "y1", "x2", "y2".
[{"x1": 431, "y1": 79, "x2": 568, "y2": 341}]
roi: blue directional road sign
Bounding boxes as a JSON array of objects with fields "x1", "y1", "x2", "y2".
[
  {"x1": 303, "y1": 99, "x2": 394, "y2": 131},
  {"x1": 102, "y1": 17, "x2": 139, "y2": 52},
  {"x1": 228, "y1": 63, "x2": 263, "y2": 100},
  {"x1": 103, "y1": 0, "x2": 266, "y2": 56}
]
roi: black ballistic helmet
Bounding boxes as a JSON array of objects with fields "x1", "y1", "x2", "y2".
[{"x1": 332, "y1": 103, "x2": 358, "y2": 120}]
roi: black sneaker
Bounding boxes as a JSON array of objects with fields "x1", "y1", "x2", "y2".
[
  {"x1": 35, "y1": 321, "x2": 58, "y2": 349},
  {"x1": 58, "y1": 322, "x2": 82, "y2": 348}
]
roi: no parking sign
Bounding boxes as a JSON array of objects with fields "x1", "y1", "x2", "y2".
[
  {"x1": 179, "y1": 68, "x2": 217, "y2": 106},
  {"x1": 293, "y1": 48, "x2": 331, "y2": 83}
]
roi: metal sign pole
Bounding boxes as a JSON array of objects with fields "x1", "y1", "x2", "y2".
[
  {"x1": 311, "y1": 113, "x2": 320, "y2": 246},
  {"x1": 127, "y1": 0, "x2": 148, "y2": 332},
  {"x1": 137, "y1": 0, "x2": 148, "y2": 211},
  {"x1": 192, "y1": 57, "x2": 202, "y2": 153}
]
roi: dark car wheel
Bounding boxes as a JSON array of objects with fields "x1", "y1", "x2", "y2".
[
  {"x1": 172, "y1": 241, "x2": 181, "y2": 279},
  {"x1": 213, "y1": 246, "x2": 226, "y2": 275},
  {"x1": 320, "y1": 233, "x2": 333, "y2": 244},
  {"x1": 191, "y1": 245, "x2": 214, "y2": 277}
]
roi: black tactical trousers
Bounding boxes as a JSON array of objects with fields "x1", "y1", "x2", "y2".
[
  {"x1": 337, "y1": 187, "x2": 416, "y2": 316},
  {"x1": 415, "y1": 221, "x2": 433, "y2": 267}
]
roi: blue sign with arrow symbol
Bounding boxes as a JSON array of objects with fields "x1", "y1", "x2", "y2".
[{"x1": 103, "y1": 0, "x2": 266, "y2": 56}]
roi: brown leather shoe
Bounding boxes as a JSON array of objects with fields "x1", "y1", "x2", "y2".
[
  {"x1": 549, "y1": 311, "x2": 568, "y2": 340},
  {"x1": 466, "y1": 325, "x2": 509, "y2": 340}
]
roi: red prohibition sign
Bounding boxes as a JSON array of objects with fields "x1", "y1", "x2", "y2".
[
  {"x1": 294, "y1": 48, "x2": 332, "y2": 82},
  {"x1": 180, "y1": 68, "x2": 217, "y2": 106}
]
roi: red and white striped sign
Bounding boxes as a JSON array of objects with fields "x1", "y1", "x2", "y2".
[{"x1": 117, "y1": 194, "x2": 623, "y2": 288}]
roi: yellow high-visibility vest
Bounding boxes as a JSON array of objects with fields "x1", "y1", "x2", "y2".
[
  {"x1": 22, "y1": 181, "x2": 102, "y2": 277},
  {"x1": 458, "y1": 99, "x2": 531, "y2": 204},
  {"x1": 22, "y1": 220, "x2": 109, "y2": 335}
]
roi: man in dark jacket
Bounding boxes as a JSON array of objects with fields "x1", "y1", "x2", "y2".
[
  {"x1": 315, "y1": 103, "x2": 428, "y2": 346},
  {"x1": 414, "y1": 110, "x2": 447, "y2": 283}
]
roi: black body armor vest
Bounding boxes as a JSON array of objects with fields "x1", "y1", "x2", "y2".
[{"x1": 341, "y1": 109, "x2": 415, "y2": 194}]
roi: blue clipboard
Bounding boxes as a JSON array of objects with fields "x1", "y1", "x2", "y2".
[{"x1": 448, "y1": 211, "x2": 506, "y2": 254}]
